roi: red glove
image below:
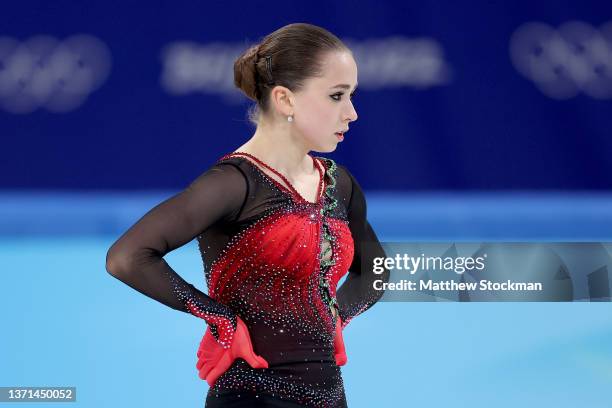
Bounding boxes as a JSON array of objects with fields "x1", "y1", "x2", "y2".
[
  {"x1": 334, "y1": 316, "x2": 347, "y2": 366},
  {"x1": 196, "y1": 316, "x2": 268, "y2": 387}
]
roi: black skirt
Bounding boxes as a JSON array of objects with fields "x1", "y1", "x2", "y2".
[
  {"x1": 204, "y1": 360, "x2": 349, "y2": 408},
  {"x1": 205, "y1": 389, "x2": 348, "y2": 408}
]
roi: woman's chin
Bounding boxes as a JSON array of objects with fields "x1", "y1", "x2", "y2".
[
  {"x1": 313, "y1": 146, "x2": 337, "y2": 154},
  {"x1": 322, "y1": 141, "x2": 341, "y2": 153}
]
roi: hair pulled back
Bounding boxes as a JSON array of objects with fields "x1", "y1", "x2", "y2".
[{"x1": 234, "y1": 23, "x2": 349, "y2": 125}]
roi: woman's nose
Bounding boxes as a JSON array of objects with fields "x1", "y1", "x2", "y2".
[{"x1": 345, "y1": 103, "x2": 358, "y2": 122}]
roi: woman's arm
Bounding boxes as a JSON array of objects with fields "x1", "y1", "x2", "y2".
[
  {"x1": 105, "y1": 163, "x2": 247, "y2": 349},
  {"x1": 336, "y1": 167, "x2": 390, "y2": 328}
]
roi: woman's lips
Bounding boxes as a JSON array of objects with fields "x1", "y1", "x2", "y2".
[{"x1": 335, "y1": 132, "x2": 344, "y2": 141}]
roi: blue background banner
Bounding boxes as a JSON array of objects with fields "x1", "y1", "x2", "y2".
[{"x1": 1, "y1": 0, "x2": 611, "y2": 190}]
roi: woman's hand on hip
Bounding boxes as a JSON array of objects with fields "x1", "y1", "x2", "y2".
[
  {"x1": 196, "y1": 316, "x2": 268, "y2": 387},
  {"x1": 334, "y1": 316, "x2": 347, "y2": 366}
]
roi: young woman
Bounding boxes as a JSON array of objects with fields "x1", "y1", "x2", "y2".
[{"x1": 106, "y1": 23, "x2": 389, "y2": 408}]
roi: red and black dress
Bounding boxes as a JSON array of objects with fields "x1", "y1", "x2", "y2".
[{"x1": 106, "y1": 152, "x2": 389, "y2": 407}]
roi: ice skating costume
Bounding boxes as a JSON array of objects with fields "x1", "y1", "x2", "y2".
[{"x1": 106, "y1": 152, "x2": 388, "y2": 407}]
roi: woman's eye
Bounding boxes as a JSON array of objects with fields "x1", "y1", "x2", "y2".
[{"x1": 331, "y1": 92, "x2": 356, "y2": 101}]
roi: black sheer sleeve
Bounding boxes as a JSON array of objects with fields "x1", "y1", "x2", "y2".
[
  {"x1": 336, "y1": 167, "x2": 390, "y2": 328},
  {"x1": 105, "y1": 162, "x2": 247, "y2": 349}
]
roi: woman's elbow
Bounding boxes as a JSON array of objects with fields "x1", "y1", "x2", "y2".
[{"x1": 105, "y1": 245, "x2": 132, "y2": 279}]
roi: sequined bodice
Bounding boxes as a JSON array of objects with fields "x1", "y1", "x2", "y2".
[{"x1": 200, "y1": 155, "x2": 354, "y2": 360}]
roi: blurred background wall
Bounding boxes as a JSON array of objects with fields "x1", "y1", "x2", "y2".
[{"x1": 1, "y1": 0, "x2": 611, "y2": 191}]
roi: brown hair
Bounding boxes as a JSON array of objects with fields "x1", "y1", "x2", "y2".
[{"x1": 234, "y1": 23, "x2": 350, "y2": 126}]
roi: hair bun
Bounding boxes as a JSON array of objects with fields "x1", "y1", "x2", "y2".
[
  {"x1": 233, "y1": 23, "x2": 350, "y2": 126},
  {"x1": 234, "y1": 44, "x2": 261, "y2": 101}
]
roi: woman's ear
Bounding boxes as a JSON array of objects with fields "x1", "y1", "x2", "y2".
[{"x1": 269, "y1": 85, "x2": 295, "y2": 117}]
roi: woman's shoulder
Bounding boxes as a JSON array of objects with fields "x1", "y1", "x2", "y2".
[
  {"x1": 214, "y1": 152, "x2": 249, "y2": 168},
  {"x1": 314, "y1": 156, "x2": 354, "y2": 183},
  {"x1": 188, "y1": 155, "x2": 250, "y2": 194},
  {"x1": 313, "y1": 156, "x2": 356, "y2": 203},
  {"x1": 198, "y1": 153, "x2": 257, "y2": 182}
]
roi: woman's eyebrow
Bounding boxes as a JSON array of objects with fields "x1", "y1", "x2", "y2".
[{"x1": 330, "y1": 83, "x2": 358, "y2": 90}]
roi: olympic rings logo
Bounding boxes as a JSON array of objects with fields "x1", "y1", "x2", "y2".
[
  {"x1": 510, "y1": 21, "x2": 612, "y2": 99},
  {"x1": 0, "y1": 35, "x2": 111, "y2": 114}
]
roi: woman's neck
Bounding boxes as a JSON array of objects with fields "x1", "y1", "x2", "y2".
[{"x1": 235, "y1": 122, "x2": 316, "y2": 180}]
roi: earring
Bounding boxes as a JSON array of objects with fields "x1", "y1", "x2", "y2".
[{"x1": 287, "y1": 114, "x2": 294, "y2": 122}]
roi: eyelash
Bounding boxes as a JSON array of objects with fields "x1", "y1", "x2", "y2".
[{"x1": 330, "y1": 91, "x2": 356, "y2": 102}]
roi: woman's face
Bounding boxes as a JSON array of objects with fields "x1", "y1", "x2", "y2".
[{"x1": 292, "y1": 51, "x2": 358, "y2": 153}]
